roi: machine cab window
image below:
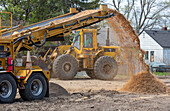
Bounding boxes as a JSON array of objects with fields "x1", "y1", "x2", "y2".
[
  {"x1": 73, "y1": 31, "x2": 81, "y2": 49},
  {"x1": 84, "y1": 33, "x2": 93, "y2": 48}
]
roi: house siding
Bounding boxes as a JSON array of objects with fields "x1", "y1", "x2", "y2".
[
  {"x1": 163, "y1": 48, "x2": 170, "y2": 65},
  {"x1": 139, "y1": 31, "x2": 163, "y2": 64}
]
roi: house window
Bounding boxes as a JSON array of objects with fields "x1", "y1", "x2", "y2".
[
  {"x1": 150, "y1": 51, "x2": 154, "y2": 62},
  {"x1": 143, "y1": 32, "x2": 145, "y2": 38},
  {"x1": 145, "y1": 51, "x2": 148, "y2": 60}
]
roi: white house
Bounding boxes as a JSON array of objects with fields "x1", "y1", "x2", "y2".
[{"x1": 139, "y1": 30, "x2": 170, "y2": 65}]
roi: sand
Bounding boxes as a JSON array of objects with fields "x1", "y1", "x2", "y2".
[{"x1": 120, "y1": 72, "x2": 167, "y2": 94}]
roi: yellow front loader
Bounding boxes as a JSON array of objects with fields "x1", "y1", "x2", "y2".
[{"x1": 48, "y1": 29, "x2": 121, "y2": 80}]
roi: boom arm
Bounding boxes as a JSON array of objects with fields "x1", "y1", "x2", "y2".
[{"x1": 0, "y1": 5, "x2": 114, "y2": 55}]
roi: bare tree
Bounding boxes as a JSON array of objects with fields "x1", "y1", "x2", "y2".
[
  {"x1": 155, "y1": 13, "x2": 170, "y2": 29},
  {"x1": 102, "y1": 0, "x2": 170, "y2": 35}
]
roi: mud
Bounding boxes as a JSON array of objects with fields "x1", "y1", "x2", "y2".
[{"x1": 0, "y1": 77, "x2": 170, "y2": 111}]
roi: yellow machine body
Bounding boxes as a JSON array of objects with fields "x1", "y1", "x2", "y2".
[
  {"x1": 0, "y1": 42, "x2": 50, "y2": 84},
  {"x1": 49, "y1": 29, "x2": 121, "y2": 71},
  {"x1": 0, "y1": 4, "x2": 119, "y2": 102},
  {"x1": 0, "y1": 4, "x2": 114, "y2": 84}
]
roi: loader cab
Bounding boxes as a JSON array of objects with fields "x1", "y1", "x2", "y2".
[
  {"x1": 72, "y1": 29, "x2": 98, "y2": 69},
  {"x1": 72, "y1": 29, "x2": 97, "y2": 54}
]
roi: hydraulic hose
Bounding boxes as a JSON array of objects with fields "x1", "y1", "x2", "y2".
[
  {"x1": 94, "y1": 13, "x2": 114, "y2": 19},
  {"x1": 49, "y1": 13, "x2": 114, "y2": 31},
  {"x1": 13, "y1": 29, "x2": 47, "y2": 48},
  {"x1": 13, "y1": 29, "x2": 33, "y2": 45},
  {"x1": 13, "y1": 35, "x2": 28, "y2": 45},
  {"x1": 29, "y1": 31, "x2": 47, "y2": 47}
]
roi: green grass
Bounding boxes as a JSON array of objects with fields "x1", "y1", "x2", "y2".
[{"x1": 153, "y1": 72, "x2": 170, "y2": 76}]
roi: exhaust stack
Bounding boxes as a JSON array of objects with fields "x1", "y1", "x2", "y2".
[{"x1": 106, "y1": 28, "x2": 110, "y2": 46}]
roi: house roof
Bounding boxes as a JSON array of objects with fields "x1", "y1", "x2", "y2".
[{"x1": 145, "y1": 30, "x2": 170, "y2": 48}]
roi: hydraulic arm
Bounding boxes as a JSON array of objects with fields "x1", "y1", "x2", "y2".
[{"x1": 0, "y1": 5, "x2": 114, "y2": 55}]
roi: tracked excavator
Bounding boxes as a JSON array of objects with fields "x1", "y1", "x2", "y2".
[{"x1": 0, "y1": 5, "x2": 120, "y2": 103}]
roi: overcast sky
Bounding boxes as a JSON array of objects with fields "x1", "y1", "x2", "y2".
[{"x1": 102, "y1": 0, "x2": 114, "y2": 8}]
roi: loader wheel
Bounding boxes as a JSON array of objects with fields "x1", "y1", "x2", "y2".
[
  {"x1": 86, "y1": 70, "x2": 96, "y2": 79},
  {"x1": 19, "y1": 73, "x2": 47, "y2": 101},
  {"x1": 94, "y1": 56, "x2": 118, "y2": 80},
  {"x1": 0, "y1": 74, "x2": 17, "y2": 103},
  {"x1": 53, "y1": 54, "x2": 78, "y2": 80}
]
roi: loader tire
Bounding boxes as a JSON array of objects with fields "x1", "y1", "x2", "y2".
[
  {"x1": 53, "y1": 54, "x2": 78, "y2": 80},
  {"x1": 19, "y1": 73, "x2": 47, "y2": 101},
  {"x1": 94, "y1": 56, "x2": 118, "y2": 80},
  {"x1": 86, "y1": 70, "x2": 96, "y2": 79},
  {"x1": 0, "y1": 74, "x2": 17, "y2": 103}
]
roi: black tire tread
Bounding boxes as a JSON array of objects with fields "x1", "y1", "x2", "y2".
[
  {"x1": 94, "y1": 56, "x2": 118, "y2": 80},
  {"x1": 53, "y1": 54, "x2": 78, "y2": 80},
  {"x1": 0, "y1": 74, "x2": 17, "y2": 103},
  {"x1": 19, "y1": 73, "x2": 47, "y2": 101}
]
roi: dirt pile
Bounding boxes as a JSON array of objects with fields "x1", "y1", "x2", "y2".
[{"x1": 120, "y1": 72, "x2": 167, "y2": 94}]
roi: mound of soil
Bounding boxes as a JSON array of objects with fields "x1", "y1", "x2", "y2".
[{"x1": 120, "y1": 72, "x2": 167, "y2": 94}]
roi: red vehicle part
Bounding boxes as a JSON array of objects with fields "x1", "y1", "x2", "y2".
[{"x1": 7, "y1": 56, "x2": 13, "y2": 71}]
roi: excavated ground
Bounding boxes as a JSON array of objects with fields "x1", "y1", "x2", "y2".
[{"x1": 1, "y1": 75, "x2": 170, "y2": 111}]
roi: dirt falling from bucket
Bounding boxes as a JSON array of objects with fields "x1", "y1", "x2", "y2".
[
  {"x1": 106, "y1": 10, "x2": 167, "y2": 93},
  {"x1": 106, "y1": 10, "x2": 148, "y2": 74}
]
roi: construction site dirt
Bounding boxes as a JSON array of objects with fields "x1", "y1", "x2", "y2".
[{"x1": 1, "y1": 75, "x2": 170, "y2": 111}]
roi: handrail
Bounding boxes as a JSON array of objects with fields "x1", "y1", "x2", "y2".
[{"x1": 0, "y1": 12, "x2": 13, "y2": 41}]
